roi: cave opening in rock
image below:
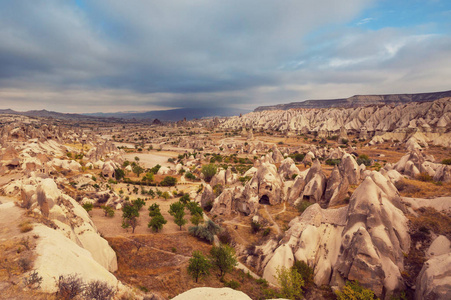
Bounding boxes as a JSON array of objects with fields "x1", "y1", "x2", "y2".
[{"x1": 259, "y1": 195, "x2": 270, "y2": 205}]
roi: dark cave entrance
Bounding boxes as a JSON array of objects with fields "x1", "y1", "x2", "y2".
[{"x1": 259, "y1": 195, "x2": 270, "y2": 205}]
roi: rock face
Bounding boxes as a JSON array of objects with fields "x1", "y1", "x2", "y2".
[
  {"x1": 172, "y1": 287, "x2": 252, "y2": 300},
  {"x1": 415, "y1": 253, "x2": 451, "y2": 300},
  {"x1": 220, "y1": 98, "x2": 451, "y2": 147},
  {"x1": 339, "y1": 153, "x2": 360, "y2": 185},
  {"x1": 324, "y1": 166, "x2": 349, "y2": 207},
  {"x1": 296, "y1": 160, "x2": 326, "y2": 205},
  {"x1": 259, "y1": 172, "x2": 410, "y2": 298}
]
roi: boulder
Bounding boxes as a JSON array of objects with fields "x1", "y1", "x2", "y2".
[
  {"x1": 415, "y1": 253, "x2": 451, "y2": 300},
  {"x1": 36, "y1": 178, "x2": 61, "y2": 217},
  {"x1": 173, "y1": 287, "x2": 251, "y2": 300}
]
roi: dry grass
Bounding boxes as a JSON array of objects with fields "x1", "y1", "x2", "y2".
[
  {"x1": 19, "y1": 221, "x2": 33, "y2": 233},
  {"x1": 395, "y1": 178, "x2": 451, "y2": 198},
  {"x1": 403, "y1": 207, "x2": 451, "y2": 295},
  {"x1": 107, "y1": 233, "x2": 272, "y2": 299}
]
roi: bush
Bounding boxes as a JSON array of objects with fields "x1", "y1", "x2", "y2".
[
  {"x1": 225, "y1": 279, "x2": 240, "y2": 289},
  {"x1": 325, "y1": 159, "x2": 341, "y2": 166},
  {"x1": 19, "y1": 221, "x2": 33, "y2": 233},
  {"x1": 84, "y1": 280, "x2": 115, "y2": 300},
  {"x1": 18, "y1": 258, "x2": 32, "y2": 272},
  {"x1": 213, "y1": 184, "x2": 224, "y2": 197},
  {"x1": 201, "y1": 164, "x2": 217, "y2": 182},
  {"x1": 82, "y1": 202, "x2": 93, "y2": 213},
  {"x1": 218, "y1": 229, "x2": 233, "y2": 245},
  {"x1": 160, "y1": 176, "x2": 177, "y2": 186},
  {"x1": 251, "y1": 221, "x2": 262, "y2": 233},
  {"x1": 262, "y1": 227, "x2": 271, "y2": 236},
  {"x1": 275, "y1": 266, "x2": 304, "y2": 300},
  {"x1": 114, "y1": 168, "x2": 125, "y2": 180},
  {"x1": 442, "y1": 158, "x2": 451, "y2": 165},
  {"x1": 185, "y1": 172, "x2": 196, "y2": 180},
  {"x1": 23, "y1": 270, "x2": 43, "y2": 289},
  {"x1": 186, "y1": 201, "x2": 203, "y2": 216},
  {"x1": 357, "y1": 154, "x2": 371, "y2": 166},
  {"x1": 296, "y1": 201, "x2": 313, "y2": 213},
  {"x1": 180, "y1": 193, "x2": 191, "y2": 204},
  {"x1": 189, "y1": 220, "x2": 221, "y2": 243},
  {"x1": 57, "y1": 274, "x2": 84, "y2": 300},
  {"x1": 102, "y1": 206, "x2": 115, "y2": 217},
  {"x1": 187, "y1": 251, "x2": 211, "y2": 283},
  {"x1": 335, "y1": 280, "x2": 377, "y2": 300},
  {"x1": 150, "y1": 164, "x2": 161, "y2": 174},
  {"x1": 142, "y1": 172, "x2": 154, "y2": 183},
  {"x1": 292, "y1": 260, "x2": 314, "y2": 288},
  {"x1": 417, "y1": 172, "x2": 433, "y2": 182}
]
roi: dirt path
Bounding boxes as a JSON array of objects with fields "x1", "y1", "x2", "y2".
[{"x1": 264, "y1": 205, "x2": 281, "y2": 235}]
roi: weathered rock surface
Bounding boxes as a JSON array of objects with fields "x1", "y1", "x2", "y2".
[{"x1": 172, "y1": 287, "x2": 252, "y2": 300}]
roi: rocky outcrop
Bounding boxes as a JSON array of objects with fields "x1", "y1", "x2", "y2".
[
  {"x1": 173, "y1": 287, "x2": 252, "y2": 300},
  {"x1": 415, "y1": 253, "x2": 451, "y2": 300},
  {"x1": 339, "y1": 153, "x2": 360, "y2": 185},
  {"x1": 259, "y1": 171, "x2": 410, "y2": 298},
  {"x1": 324, "y1": 166, "x2": 349, "y2": 208}
]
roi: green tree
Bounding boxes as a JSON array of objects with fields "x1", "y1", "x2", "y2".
[
  {"x1": 186, "y1": 201, "x2": 203, "y2": 216},
  {"x1": 82, "y1": 202, "x2": 93, "y2": 213},
  {"x1": 275, "y1": 266, "x2": 304, "y2": 300},
  {"x1": 150, "y1": 164, "x2": 161, "y2": 174},
  {"x1": 133, "y1": 165, "x2": 144, "y2": 177},
  {"x1": 161, "y1": 191, "x2": 171, "y2": 200},
  {"x1": 189, "y1": 219, "x2": 220, "y2": 243},
  {"x1": 160, "y1": 176, "x2": 177, "y2": 186},
  {"x1": 142, "y1": 172, "x2": 154, "y2": 183},
  {"x1": 115, "y1": 168, "x2": 125, "y2": 181},
  {"x1": 187, "y1": 251, "x2": 211, "y2": 283},
  {"x1": 174, "y1": 210, "x2": 187, "y2": 230},
  {"x1": 190, "y1": 213, "x2": 203, "y2": 226},
  {"x1": 201, "y1": 164, "x2": 217, "y2": 182},
  {"x1": 122, "y1": 203, "x2": 139, "y2": 233},
  {"x1": 148, "y1": 203, "x2": 161, "y2": 217},
  {"x1": 148, "y1": 213, "x2": 167, "y2": 232},
  {"x1": 169, "y1": 201, "x2": 185, "y2": 217},
  {"x1": 179, "y1": 193, "x2": 190, "y2": 204},
  {"x1": 102, "y1": 205, "x2": 115, "y2": 217},
  {"x1": 132, "y1": 198, "x2": 145, "y2": 211},
  {"x1": 335, "y1": 281, "x2": 377, "y2": 300},
  {"x1": 209, "y1": 244, "x2": 237, "y2": 279}
]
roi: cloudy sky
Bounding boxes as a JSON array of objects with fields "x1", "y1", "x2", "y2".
[{"x1": 0, "y1": 0, "x2": 450, "y2": 113}]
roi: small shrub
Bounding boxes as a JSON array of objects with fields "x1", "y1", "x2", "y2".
[
  {"x1": 292, "y1": 260, "x2": 314, "y2": 288},
  {"x1": 275, "y1": 266, "x2": 304, "y2": 300},
  {"x1": 57, "y1": 274, "x2": 84, "y2": 300},
  {"x1": 19, "y1": 221, "x2": 33, "y2": 233},
  {"x1": 251, "y1": 221, "x2": 262, "y2": 233},
  {"x1": 224, "y1": 279, "x2": 240, "y2": 289},
  {"x1": 201, "y1": 164, "x2": 217, "y2": 182},
  {"x1": 417, "y1": 172, "x2": 433, "y2": 182},
  {"x1": 23, "y1": 270, "x2": 43, "y2": 289},
  {"x1": 218, "y1": 229, "x2": 233, "y2": 245},
  {"x1": 188, "y1": 220, "x2": 221, "y2": 243},
  {"x1": 82, "y1": 202, "x2": 93, "y2": 213},
  {"x1": 335, "y1": 280, "x2": 377, "y2": 300},
  {"x1": 185, "y1": 172, "x2": 196, "y2": 180},
  {"x1": 442, "y1": 158, "x2": 451, "y2": 165},
  {"x1": 296, "y1": 201, "x2": 313, "y2": 213},
  {"x1": 84, "y1": 280, "x2": 115, "y2": 300},
  {"x1": 102, "y1": 206, "x2": 115, "y2": 218},
  {"x1": 256, "y1": 278, "x2": 269, "y2": 287},
  {"x1": 325, "y1": 159, "x2": 341, "y2": 166},
  {"x1": 262, "y1": 228, "x2": 271, "y2": 237},
  {"x1": 18, "y1": 258, "x2": 32, "y2": 272}
]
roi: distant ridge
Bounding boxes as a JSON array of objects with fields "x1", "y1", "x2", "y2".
[
  {"x1": 253, "y1": 90, "x2": 451, "y2": 112},
  {"x1": 85, "y1": 107, "x2": 249, "y2": 121}
]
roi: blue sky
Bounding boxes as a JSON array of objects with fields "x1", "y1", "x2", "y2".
[{"x1": 0, "y1": 0, "x2": 450, "y2": 113}]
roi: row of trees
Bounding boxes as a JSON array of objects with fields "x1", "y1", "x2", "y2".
[{"x1": 121, "y1": 195, "x2": 204, "y2": 234}]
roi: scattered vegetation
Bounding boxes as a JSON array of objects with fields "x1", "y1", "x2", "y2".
[
  {"x1": 201, "y1": 164, "x2": 217, "y2": 182},
  {"x1": 187, "y1": 251, "x2": 211, "y2": 283},
  {"x1": 189, "y1": 220, "x2": 221, "y2": 243},
  {"x1": 335, "y1": 280, "x2": 377, "y2": 300}
]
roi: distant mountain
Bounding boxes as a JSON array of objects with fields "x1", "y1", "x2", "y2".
[
  {"x1": 0, "y1": 109, "x2": 97, "y2": 120},
  {"x1": 254, "y1": 90, "x2": 451, "y2": 112},
  {"x1": 85, "y1": 107, "x2": 250, "y2": 121}
]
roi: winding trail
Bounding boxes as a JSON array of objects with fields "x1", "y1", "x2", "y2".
[{"x1": 264, "y1": 205, "x2": 281, "y2": 235}]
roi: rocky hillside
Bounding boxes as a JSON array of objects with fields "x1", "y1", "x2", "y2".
[
  {"x1": 254, "y1": 90, "x2": 451, "y2": 111},
  {"x1": 221, "y1": 97, "x2": 451, "y2": 147}
]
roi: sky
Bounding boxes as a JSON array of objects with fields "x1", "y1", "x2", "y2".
[{"x1": 0, "y1": 0, "x2": 450, "y2": 113}]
